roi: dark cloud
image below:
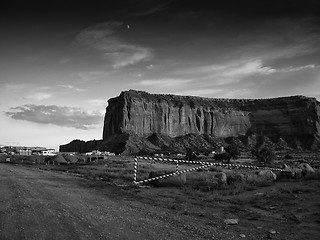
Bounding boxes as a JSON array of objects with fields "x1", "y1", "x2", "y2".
[
  {"x1": 173, "y1": 0, "x2": 320, "y2": 17},
  {"x1": 5, "y1": 104, "x2": 103, "y2": 130},
  {"x1": 1, "y1": 0, "x2": 175, "y2": 23},
  {"x1": 4, "y1": 0, "x2": 318, "y2": 23},
  {"x1": 75, "y1": 21, "x2": 153, "y2": 68}
]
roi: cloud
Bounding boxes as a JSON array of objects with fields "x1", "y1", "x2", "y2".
[
  {"x1": 175, "y1": 59, "x2": 274, "y2": 76},
  {"x1": 236, "y1": 17, "x2": 320, "y2": 62},
  {"x1": 133, "y1": 0, "x2": 174, "y2": 16},
  {"x1": 172, "y1": 59, "x2": 276, "y2": 86},
  {"x1": 71, "y1": 71, "x2": 113, "y2": 83},
  {"x1": 75, "y1": 21, "x2": 153, "y2": 68},
  {"x1": 86, "y1": 99, "x2": 107, "y2": 106},
  {"x1": 137, "y1": 57, "x2": 319, "y2": 100},
  {"x1": 137, "y1": 78, "x2": 193, "y2": 87},
  {"x1": 58, "y1": 84, "x2": 85, "y2": 92},
  {"x1": 312, "y1": 94, "x2": 320, "y2": 101},
  {"x1": 175, "y1": 88, "x2": 223, "y2": 97},
  {"x1": 174, "y1": 59, "x2": 319, "y2": 88},
  {"x1": 146, "y1": 64, "x2": 154, "y2": 70},
  {"x1": 134, "y1": 60, "x2": 279, "y2": 96},
  {"x1": 5, "y1": 104, "x2": 103, "y2": 130},
  {"x1": 280, "y1": 64, "x2": 317, "y2": 72},
  {"x1": 59, "y1": 58, "x2": 71, "y2": 64},
  {"x1": 23, "y1": 85, "x2": 84, "y2": 102},
  {"x1": 1, "y1": 83, "x2": 29, "y2": 92},
  {"x1": 221, "y1": 60, "x2": 276, "y2": 77},
  {"x1": 111, "y1": 45, "x2": 152, "y2": 69},
  {"x1": 25, "y1": 92, "x2": 53, "y2": 101}
]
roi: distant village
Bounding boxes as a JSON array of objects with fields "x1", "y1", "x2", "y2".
[
  {"x1": 0, "y1": 143, "x2": 230, "y2": 165},
  {"x1": 0, "y1": 144, "x2": 116, "y2": 165},
  {"x1": 0, "y1": 145, "x2": 115, "y2": 156},
  {"x1": 0, "y1": 145, "x2": 56, "y2": 156}
]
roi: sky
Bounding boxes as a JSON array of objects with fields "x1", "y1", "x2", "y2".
[{"x1": 0, "y1": 0, "x2": 320, "y2": 150}]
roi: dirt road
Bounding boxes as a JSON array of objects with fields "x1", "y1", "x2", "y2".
[
  {"x1": 0, "y1": 163, "x2": 215, "y2": 240},
  {"x1": 3, "y1": 162, "x2": 319, "y2": 240}
]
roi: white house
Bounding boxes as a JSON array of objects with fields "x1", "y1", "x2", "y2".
[{"x1": 41, "y1": 149, "x2": 55, "y2": 156}]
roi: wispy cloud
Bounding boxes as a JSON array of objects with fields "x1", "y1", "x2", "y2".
[
  {"x1": 134, "y1": 60, "x2": 277, "y2": 96},
  {"x1": 5, "y1": 104, "x2": 103, "y2": 130},
  {"x1": 1, "y1": 83, "x2": 29, "y2": 92},
  {"x1": 236, "y1": 18, "x2": 320, "y2": 65},
  {"x1": 221, "y1": 60, "x2": 276, "y2": 77},
  {"x1": 137, "y1": 78, "x2": 192, "y2": 87},
  {"x1": 86, "y1": 99, "x2": 107, "y2": 107},
  {"x1": 71, "y1": 71, "x2": 113, "y2": 83},
  {"x1": 146, "y1": 64, "x2": 154, "y2": 70},
  {"x1": 58, "y1": 84, "x2": 85, "y2": 92},
  {"x1": 59, "y1": 58, "x2": 71, "y2": 64},
  {"x1": 175, "y1": 88, "x2": 223, "y2": 97},
  {"x1": 25, "y1": 92, "x2": 53, "y2": 101},
  {"x1": 75, "y1": 21, "x2": 153, "y2": 68},
  {"x1": 23, "y1": 84, "x2": 85, "y2": 102},
  {"x1": 136, "y1": 56, "x2": 319, "y2": 99},
  {"x1": 172, "y1": 59, "x2": 277, "y2": 86},
  {"x1": 280, "y1": 64, "x2": 317, "y2": 72},
  {"x1": 133, "y1": 0, "x2": 174, "y2": 16}
]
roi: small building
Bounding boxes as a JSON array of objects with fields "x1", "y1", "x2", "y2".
[
  {"x1": 220, "y1": 146, "x2": 225, "y2": 153},
  {"x1": 41, "y1": 149, "x2": 55, "y2": 156},
  {"x1": 31, "y1": 147, "x2": 47, "y2": 155},
  {"x1": 85, "y1": 155, "x2": 105, "y2": 162},
  {"x1": 100, "y1": 151, "x2": 115, "y2": 156},
  {"x1": 18, "y1": 149, "x2": 32, "y2": 156}
]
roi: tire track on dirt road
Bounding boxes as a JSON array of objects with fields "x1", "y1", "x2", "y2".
[{"x1": 0, "y1": 164, "x2": 205, "y2": 240}]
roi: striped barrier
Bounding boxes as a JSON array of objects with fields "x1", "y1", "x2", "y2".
[
  {"x1": 133, "y1": 156, "x2": 290, "y2": 184},
  {"x1": 134, "y1": 164, "x2": 212, "y2": 185}
]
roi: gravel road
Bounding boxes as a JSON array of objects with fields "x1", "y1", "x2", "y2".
[{"x1": 0, "y1": 163, "x2": 204, "y2": 240}]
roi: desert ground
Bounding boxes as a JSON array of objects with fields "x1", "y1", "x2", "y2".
[{"x1": 0, "y1": 156, "x2": 319, "y2": 240}]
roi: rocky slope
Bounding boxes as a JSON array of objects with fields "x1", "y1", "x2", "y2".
[{"x1": 60, "y1": 90, "x2": 320, "y2": 154}]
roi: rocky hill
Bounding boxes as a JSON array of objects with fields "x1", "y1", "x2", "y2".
[{"x1": 60, "y1": 90, "x2": 320, "y2": 154}]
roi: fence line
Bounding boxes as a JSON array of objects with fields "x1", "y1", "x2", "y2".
[
  {"x1": 133, "y1": 156, "x2": 290, "y2": 185},
  {"x1": 133, "y1": 163, "x2": 212, "y2": 184}
]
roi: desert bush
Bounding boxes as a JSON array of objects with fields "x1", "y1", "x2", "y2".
[
  {"x1": 242, "y1": 171, "x2": 274, "y2": 184},
  {"x1": 100, "y1": 170, "x2": 133, "y2": 182},
  {"x1": 213, "y1": 153, "x2": 229, "y2": 161},
  {"x1": 251, "y1": 147, "x2": 275, "y2": 165},
  {"x1": 219, "y1": 181, "x2": 256, "y2": 195},
  {"x1": 185, "y1": 171, "x2": 220, "y2": 191},
  {"x1": 148, "y1": 171, "x2": 186, "y2": 187},
  {"x1": 280, "y1": 185, "x2": 312, "y2": 194},
  {"x1": 182, "y1": 168, "x2": 275, "y2": 193},
  {"x1": 304, "y1": 171, "x2": 320, "y2": 180},
  {"x1": 298, "y1": 163, "x2": 315, "y2": 176},
  {"x1": 208, "y1": 166, "x2": 223, "y2": 172},
  {"x1": 226, "y1": 172, "x2": 245, "y2": 185},
  {"x1": 225, "y1": 144, "x2": 240, "y2": 161},
  {"x1": 284, "y1": 154, "x2": 293, "y2": 159}
]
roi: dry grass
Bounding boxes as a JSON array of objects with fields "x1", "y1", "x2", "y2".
[{"x1": 2, "y1": 155, "x2": 318, "y2": 197}]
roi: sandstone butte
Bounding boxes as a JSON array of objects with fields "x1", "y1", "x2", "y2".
[{"x1": 60, "y1": 90, "x2": 320, "y2": 154}]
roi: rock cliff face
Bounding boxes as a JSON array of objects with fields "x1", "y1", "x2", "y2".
[
  {"x1": 103, "y1": 90, "x2": 320, "y2": 149},
  {"x1": 60, "y1": 90, "x2": 320, "y2": 154}
]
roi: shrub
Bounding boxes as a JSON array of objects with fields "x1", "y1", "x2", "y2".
[
  {"x1": 185, "y1": 172, "x2": 220, "y2": 191},
  {"x1": 148, "y1": 171, "x2": 186, "y2": 187},
  {"x1": 213, "y1": 153, "x2": 229, "y2": 161},
  {"x1": 251, "y1": 147, "x2": 275, "y2": 165},
  {"x1": 225, "y1": 144, "x2": 240, "y2": 160},
  {"x1": 284, "y1": 154, "x2": 293, "y2": 159},
  {"x1": 304, "y1": 171, "x2": 320, "y2": 180}
]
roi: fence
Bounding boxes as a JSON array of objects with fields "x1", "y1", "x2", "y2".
[{"x1": 133, "y1": 156, "x2": 290, "y2": 184}]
